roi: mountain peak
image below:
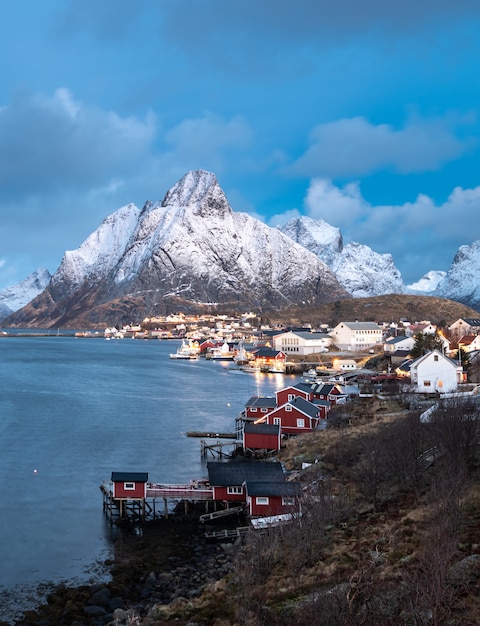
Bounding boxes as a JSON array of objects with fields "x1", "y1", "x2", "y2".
[{"x1": 161, "y1": 170, "x2": 230, "y2": 218}]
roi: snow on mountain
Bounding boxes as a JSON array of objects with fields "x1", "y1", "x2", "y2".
[
  {"x1": 432, "y1": 240, "x2": 480, "y2": 309},
  {"x1": 406, "y1": 271, "x2": 447, "y2": 294},
  {"x1": 280, "y1": 216, "x2": 343, "y2": 267},
  {"x1": 280, "y1": 216, "x2": 404, "y2": 297},
  {"x1": 49, "y1": 203, "x2": 141, "y2": 298},
  {"x1": 7, "y1": 171, "x2": 348, "y2": 327},
  {"x1": 0, "y1": 268, "x2": 51, "y2": 318}
]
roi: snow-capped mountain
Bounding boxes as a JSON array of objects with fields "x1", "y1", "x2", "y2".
[
  {"x1": 280, "y1": 216, "x2": 404, "y2": 297},
  {"x1": 406, "y1": 271, "x2": 447, "y2": 294},
  {"x1": 0, "y1": 268, "x2": 51, "y2": 320},
  {"x1": 432, "y1": 240, "x2": 480, "y2": 309},
  {"x1": 7, "y1": 171, "x2": 348, "y2": 328}
]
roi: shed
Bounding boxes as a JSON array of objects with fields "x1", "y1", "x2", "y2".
[
  {"x1": 243, "y1": 422, "x2": 281, "y2": 452},
  {"x1": 111, "y1": 471, "x2": 148, "y2": 499}
]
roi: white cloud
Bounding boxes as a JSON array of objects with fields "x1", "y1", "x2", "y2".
[
  {"x1": 286, "y1": 116, "x2": 475, "y2": 178},
  {"x1": 301, "y1": 178, "x2": 480, "y2": 282}
]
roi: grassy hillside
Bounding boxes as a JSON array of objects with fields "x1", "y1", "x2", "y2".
[{"x1": 268, "y1": 294, "x2": 480, "y2": 328}]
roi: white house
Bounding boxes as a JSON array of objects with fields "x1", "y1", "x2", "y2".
[
  {"x1": 402, "y1": 349, "x2": 464, "y2": 394},
  {"x1": 272, "y1": 331, "x2": 332, "y2": 356},
  {"x1": 458, "y1": 334, "x2": 480, "y2": 354},
  {"x1": 330, "y1": 321, "x2": 383, "y2": 351},
  {"x1": 449, "y1": 318, "x2": 480, "y2": 340},
  {"x1": 384, "y1": 335, "x2": 415, "y2": 354}
]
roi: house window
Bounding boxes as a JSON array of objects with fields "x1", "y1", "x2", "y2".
[
  {"x1": 250, "y1": 407, "x2": 257, "y2": 412},
  {"x1": 124, "y1": 482, "x2": 135, "y2": 490},
  {"x1": 296, "y1": 418, "x2": 305, "y2": 428},
  {"x1": 287, "y1": 394, "x2": 295, "y2": 401},
  {"x1": 261, "y1": 408, "x2": 268, "y2": 412},
  {"x1": 227, "y1": 486, "x2": 243, "y2": 495},
  {"x1": 282, "y1": 497, "x2": 295, "y2": 506},
  {"x1": 424, "y1": 381, "x2": 431, "y2": 387},
  {"x1": 273, "y1": 417, "x2": 281, "y2": 425},
  {"x1": 255, "y1": 497, "x2": 269, "y2": 505},
  {"x1": 286, "y1": 405, "x2": 292, "y2": 412},
  {"x1": 434, "y1": 355, "x2": 439, "y2": 361}
]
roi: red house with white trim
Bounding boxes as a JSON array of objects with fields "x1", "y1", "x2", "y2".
[
  {"x1": 244, "y1": 396, "x2": 277, "y2": 420},
  {"x1": 206, "y1": 461, "x2": 285, "y2": 503},
  {"x1": 245, "y1": 480, "x2": 302, "y2": 517},
  {"x1": 243, "y1": 422, "x2": 281, "y2": 452},
  {"x1": 262, "y1": 396, "x2": 321, "y2": 435},
  {"x1": 111, "y1": 471, "x2": 148, "y2": 499}
]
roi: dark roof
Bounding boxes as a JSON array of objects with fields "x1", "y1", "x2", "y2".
[
  {"x1": 252, "y1": 347, "x2": 283, "y2": 358},
  {"x1": 244, "y1": 422, "x2": 280, "y2": 436},
  {"x1": 291, "y1": 382, "x2": 314, "y2": 393},
  {"x1": 245, "y1": 481, "x2": 302, "y2": 497},
  {"x1": 245, "y1": 395, "x2": 277, "y2": 409},
  {"x1": 311, "y1": 383, "x2": 338, "y2": 395},
  {"x1": 111, "y1": 472, "x2": 148, "y2": 482},
  {"x1": 312, "y1": 399, "x2": 331, "y2": 408},
  {"x1": 289, "y1": 396, "x2": 320, "y2": 418},
  {"x1": 207, "y1": 461, "x2": 285, "y2": 486}
]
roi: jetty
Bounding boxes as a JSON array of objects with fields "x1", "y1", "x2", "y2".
[{"x1": 100, "y1": 474, "x2": 217, "y2": 523}]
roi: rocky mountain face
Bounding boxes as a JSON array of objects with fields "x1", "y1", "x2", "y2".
[
  {"x1": 0, "y1": 268, "x2": 51, "y2": 321},
  {"x1": 5, "y1": 171, "x2": 348, "y2": 328},
  {"x1": 4, "y1": 170, "x2": 480, "y2": 328},
  {"x1": 433, "y1": 240, "x2": 480, "y2": 309},
  {"x1": 280, "y1": 216, "x2": 404, "y2": 297}
]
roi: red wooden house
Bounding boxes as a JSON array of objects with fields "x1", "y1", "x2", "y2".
[
  {"x1": 243, "y1": 422, "x2": 281, "y2": 452},
  {"x1": 261, "y1": 396, "x2": 321, "y2": 435},
  {"x1": 244, "y1": 396, "x2": 277, "y2": 420},
  {"x1": 250, "y1": 347, "x2": 286, "y2": 370},
  {"x1": 245, "y1": 480, "x2": 302, "y2": 517},
  {"x1": 275, "y1": 382, "x2": 314, "y2": 406},
  {"x1": 111, "y1": 471, "x2": 148, "y2": 499},
  {"x1": 310, "y1": 382, "x2": 343, "y2": 405},
  {"x1": 206, "y1": 461, "x2": 285, "y2": 503}
]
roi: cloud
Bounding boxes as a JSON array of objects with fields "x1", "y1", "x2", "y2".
[
  {"x1": 285, "y1": 116, "x2": 475, "y2": 179},
  {"x1": 301, "y1": 178, "x2": 480, "y2": 282},
  {"x1": 0, "y1": 88, "x2": 156, "y2": 200}
]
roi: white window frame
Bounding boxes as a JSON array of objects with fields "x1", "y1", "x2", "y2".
[
  {"x1": 255, "y1": 496, "x2": 269, "y2": 505},
  {"x1": 227, "y1": 486, "x2": 243, "y2": 495},
  {"x1": 296, "y1": 418, "x2": 305, "y2": 428},
  {"x1": 273, "y1": 417, "x2": 281, "y2": 425},
  {"x1": 124, "y1": 482, "x2": 135, "y2": 490}
]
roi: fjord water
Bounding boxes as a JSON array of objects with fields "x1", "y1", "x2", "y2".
[{"x1": 0, "y1": 336, "x2": 291, "y2": 620}]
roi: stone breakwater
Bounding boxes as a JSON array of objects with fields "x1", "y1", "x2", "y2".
[{"x1": 5, "y1": 517, "x2": 238, "y2": 626}]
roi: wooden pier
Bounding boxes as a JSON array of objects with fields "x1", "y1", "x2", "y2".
[{"x1": 100, "y1": 480, "x2": 215, "y2": 523}]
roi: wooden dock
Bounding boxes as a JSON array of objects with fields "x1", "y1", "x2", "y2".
[
  {"x1": 100, "y1": 481, "x2": 215, "y2": 523},
  {"x1": 187, "y1": 431, "x2": 236, "y2": 438}
]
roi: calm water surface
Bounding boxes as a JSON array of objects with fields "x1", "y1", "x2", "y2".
[{"x1": 0, "y1": 336, "x2": 293, "y2": 621}]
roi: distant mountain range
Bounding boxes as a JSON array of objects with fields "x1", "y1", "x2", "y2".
[{"x1": 1, "y1": 170, "x2": 479, "y2": 328}]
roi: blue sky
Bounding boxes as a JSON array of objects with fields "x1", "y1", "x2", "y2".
[{"x1": 1, "y1": 0, "x2": 480, "y2": 290}]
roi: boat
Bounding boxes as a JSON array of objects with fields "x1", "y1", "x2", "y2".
[
  {"x1": 169, "y1": 339, "x2": 201, "y2": 360},
  {"x1": 268, "y1": 363, "x2": 286, "y2": 373},
  {"x1": 207, "y1": 341, "x2": 235, "y2": 360},
  {"x1": 240, "y1": 363, "x2": 261, "y2": 373},
  {"x1": 233, "y1": 344, "x2": 250, "y2": 366}
]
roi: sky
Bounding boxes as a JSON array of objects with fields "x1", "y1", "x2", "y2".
[{"x1": 1, "y1": 0, "x2": 480, "y2": 290}]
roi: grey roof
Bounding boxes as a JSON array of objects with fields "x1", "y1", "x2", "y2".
[
  {"x1": 292, "y1": 382, "x2": 315, "y2": 393},
  {"x1": 290, "y1": 396, "x2": 320, "y2": 418},
  {"x1": 244, "y1": 422, "x2": 280, "y2": 436},
  {"x1": 245, "y1": 481, "x2": 302, "y2": 497},
  {"x1": 339, "y1": 322, "x2": 382, "y2": 330},
  {"x1": 111, "y1": 472, "x2": 148, "y2": 482},
  {"x1": 288, "y1": 331, "x2": 330, "y2": 340},
  {"x1": 311, "y1": 383, "x2": 337, "y2": 395},
  {"x1": 207, "y1": 461, "x2": 285, "y2": 486},
  {"x1": 245, "y1": 396, "x2": 277, "y2": 409}
]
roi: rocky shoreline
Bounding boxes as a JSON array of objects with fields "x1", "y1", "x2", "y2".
[{"x1": 5, "y1": 514, "x2": 239, "y2": 626}]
